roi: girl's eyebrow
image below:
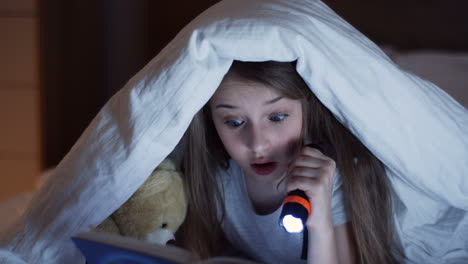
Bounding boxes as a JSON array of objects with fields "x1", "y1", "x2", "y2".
[
  {"x1": 265, "y1": 96, "x2": 283, "y2": 105},
  {"x1": 214, "y1": 96, "x2": 283, "y2": 109},
  {"x1": 215, "y1": 104, "x2": 238, "y2": 109}
]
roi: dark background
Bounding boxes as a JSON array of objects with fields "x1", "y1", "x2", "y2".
[{"x1": 39, "y1": 0, "x2": 468, "y2": 168}]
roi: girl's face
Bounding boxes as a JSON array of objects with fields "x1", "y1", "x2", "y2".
[{"x1": 209, "y1": 76, "x2": 303, "y2": 188}]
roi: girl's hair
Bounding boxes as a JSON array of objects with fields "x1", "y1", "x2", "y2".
[{"x1": 177, "y1": 61, "x2": 404, "y2": 263}]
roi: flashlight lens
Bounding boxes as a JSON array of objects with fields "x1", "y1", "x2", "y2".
[{"x1": 281, "y1": 214, "x2": 304, "y2": 233}]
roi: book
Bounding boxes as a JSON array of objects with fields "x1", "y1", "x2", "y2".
[{"x1": 72, "y1": 231, "x2": 259, "y2": 264}]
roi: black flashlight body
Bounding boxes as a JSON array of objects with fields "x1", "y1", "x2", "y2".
[
  {"x1": 279, "y1": 188, "x2": 311, "y2": 260},
  {"x1": 279, "y1": 189, "x2": 310, "y2": 231}
]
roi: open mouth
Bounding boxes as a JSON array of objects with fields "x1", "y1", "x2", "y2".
[{"x1": 251, "y1": 162, "x2": 277, "y2": 175}]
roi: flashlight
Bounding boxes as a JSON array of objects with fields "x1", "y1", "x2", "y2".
[
  {"x1": 279, "y1": 189, "x2": 311, "y2": 233},
  {"x1": 279, "y1": 189, "x2": 311, "y2": 260}
]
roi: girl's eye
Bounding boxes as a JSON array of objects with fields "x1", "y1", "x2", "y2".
[
  {"x1": 269, "y1": 113, "x2": 288, "y2": 122},
  {"x1": 224, "y1": 119, "x2": 244, "y2": 128}
]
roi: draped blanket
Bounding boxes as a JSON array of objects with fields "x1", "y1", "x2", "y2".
[{"x1": 1, "y1": 0, "x2": 467, "y2": 263}]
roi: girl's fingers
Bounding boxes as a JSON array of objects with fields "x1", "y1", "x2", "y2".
[
  {"x1": 290, "y1": 145, "x2": 335, "y2": 168},
  {"x1": 285, "y1": 156, "x2": 335, "y2": 195},
  {"x1": 286, "y1": 171, "x2": 331, "y2": 192},
  {"x1": 288, "y1": 166, "x2": 322, "y2": 178},
  {"x1": 283, "y1": 145, "x2": 336, "y2": 195},
  {"x1": 302, "y1": 146, "x2": 330, "y2": 160},
  {"x1": 286, "y1": 174, "x2": 319, "y2": 193},
  {"x1": 291, "y1": 155, "x2": 335, "y2": 170}
]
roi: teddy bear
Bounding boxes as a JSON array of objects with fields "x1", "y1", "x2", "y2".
[{"x1": 97, "y1": 158, "x2": 187, "y2": 245}]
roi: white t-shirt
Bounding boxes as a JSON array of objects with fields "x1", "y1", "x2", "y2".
[{"x1": 218, "y1": 160, "x2": 348, "y2": 264}]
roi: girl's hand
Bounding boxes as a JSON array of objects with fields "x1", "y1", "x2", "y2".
[{"x1": 285, "y1": 145, "x2": 336, "y2": 231}]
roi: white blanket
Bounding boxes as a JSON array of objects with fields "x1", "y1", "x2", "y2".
[{"x1": 1, "y1": 0, "x2": 467, "y2": 263}]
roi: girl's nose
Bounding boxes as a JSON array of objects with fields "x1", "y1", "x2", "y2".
[{"x1": 247, "y1": 124, "x2": 271, "y2": 155}]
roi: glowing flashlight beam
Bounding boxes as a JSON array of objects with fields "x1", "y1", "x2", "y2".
[{"x1": 281, "y1": 214, "x2": 304, "y2": 233}]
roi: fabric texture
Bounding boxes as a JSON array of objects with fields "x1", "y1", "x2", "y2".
[
  {"x1": 391, "y1": 51, "x2": 468, "y2": 108},
  {"x1": 220, "y1": 160, "x2": 348, "y2": 264},
  {"x1": 1, "y1": 0, "x2": 467, "y2": 263}
]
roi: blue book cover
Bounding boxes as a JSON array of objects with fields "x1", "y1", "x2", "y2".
[{"x1": 71, "y1": 232, "x2": 195, "y2": 264}]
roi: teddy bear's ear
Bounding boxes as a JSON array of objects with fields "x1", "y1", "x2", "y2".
[
  {"x1": 155, "y1": 159, "x2": 177, "y2": 172},
  {"x1": 135, "y1": 159, "x2": 181, "y2": 197}
]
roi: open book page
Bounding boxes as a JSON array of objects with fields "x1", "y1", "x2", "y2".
[
  {"x1": 72, "y1": 231, "x2": 197, "y2": 264},
  {"x1": 72, "y1": 231, "x2": 259, "y2": 264},
  {"x1": 192, "y1": 257, "x2": 259, "y2": 264}
]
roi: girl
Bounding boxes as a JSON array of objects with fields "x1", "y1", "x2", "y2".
[
  {"x1": 1, "y1": 1, "x2": 466, "y2": 263},
  {"x1": 177, "y1": 61, "x2": 403, "y2": 263}
]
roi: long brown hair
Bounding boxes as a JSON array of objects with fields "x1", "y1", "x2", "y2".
[{"x1": 177, "y1": 61, "x2": 403, "y2": 263}]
